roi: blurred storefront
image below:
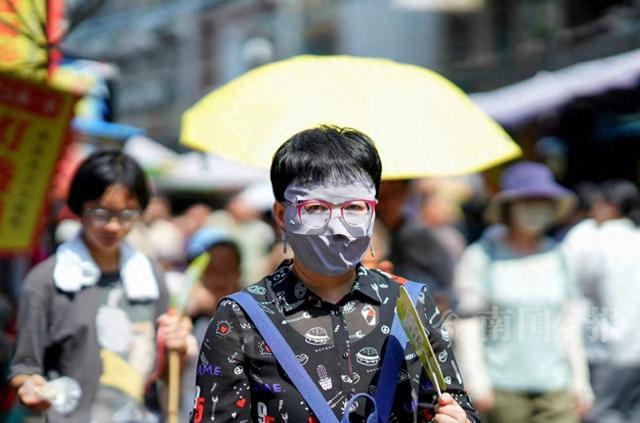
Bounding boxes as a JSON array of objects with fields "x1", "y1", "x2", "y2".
[{"x1": 58, "y1": 1, "x2": 640, "y2": 170}]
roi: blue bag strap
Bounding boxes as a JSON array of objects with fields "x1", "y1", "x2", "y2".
[
  {"x1": 228, "y1": 292, "x2": 339, "y2": 423},
  {"x1": 342, "y1": 393, "x2": 378, "y2": 423},
  {"x1": 374, "y1": 280, "x2": 424, "y2": 423}
]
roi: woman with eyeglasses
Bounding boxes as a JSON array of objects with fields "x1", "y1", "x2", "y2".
[
  {"x1": 191, "y1": 126, "x2": 478, "y2": 423},
  {"x1": 10, "y1": 150, "x2": 192, "y2": 422}
]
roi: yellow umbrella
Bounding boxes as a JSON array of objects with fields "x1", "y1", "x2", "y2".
[{"x1": 181, "y1": 55, "x2": 521, "y2": 179}]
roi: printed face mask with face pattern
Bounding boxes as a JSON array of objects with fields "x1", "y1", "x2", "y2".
[{"x1": 283, "y1": 179, "x2": 376, "y2": 276}]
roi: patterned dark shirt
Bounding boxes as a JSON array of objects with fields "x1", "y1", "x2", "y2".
[{"x1": 191, "y1": 262, "x2": 479, "y2": 422}]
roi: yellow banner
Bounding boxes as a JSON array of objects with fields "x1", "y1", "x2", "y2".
[
  {"x1": 0, "y1": 73, "x2": 76, "y2": 253},
  {"x1": 0, "y1": 0, "x2": 48, "y2": 78}
]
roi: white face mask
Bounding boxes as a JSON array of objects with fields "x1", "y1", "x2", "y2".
[
  {"x1": 511, "y1": 202, "x2": 555, "y2": 233},
  {"x1": 283, "y1": 179, "x2": 376, "y2": 276}
]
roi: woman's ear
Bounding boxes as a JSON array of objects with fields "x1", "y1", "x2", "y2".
[{"x1": 273, "y1": 201, "x2": 285, "y2": 229}]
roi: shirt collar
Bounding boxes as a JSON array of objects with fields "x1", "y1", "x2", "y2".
[
  {"x1": 270, "y1": 262, "x2": 382, "y2": 314},
  {"x1": 352, "y1": 265, "x2": 384, "y2": 304},
  {"x1": 600, "y1": 218, "x2": 634, "y2": 230}
]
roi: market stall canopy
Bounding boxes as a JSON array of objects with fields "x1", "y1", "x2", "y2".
[
  {"x1": 471, "y1": 48, "x2": 640, "y2": 127},
  {"x1": 124, "y1": 136, "x2": 268, "y2": 191},
  {"x1": 123, "y1": 135, "x2": 178, "y2": 174},
  {"x1": 153, "y1": 151, "x2": 268, "y2": 191},
  {"x1": 181, "y1": 55, "x2": 521, "y2": 179}
]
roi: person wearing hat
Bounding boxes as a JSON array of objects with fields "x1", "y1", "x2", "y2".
[
  {"x1": 184, "y1": 228, "x2": 243, "y2": 324},
  {"x1": 453, "y1": 161, "x2": 593, "y2": 423}
]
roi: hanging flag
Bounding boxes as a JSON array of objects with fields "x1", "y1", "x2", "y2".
[{"x1": 0, "y1": 73, "x2": 76, "y2": 253}]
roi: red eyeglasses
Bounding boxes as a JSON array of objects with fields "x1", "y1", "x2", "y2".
[{"x1": 285, "y1": 199, "x2": 377, "y2": 228}]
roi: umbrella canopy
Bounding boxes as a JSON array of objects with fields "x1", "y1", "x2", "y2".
[{"x1": 181, "y1": 55, "x2": 521, "y2": 179}]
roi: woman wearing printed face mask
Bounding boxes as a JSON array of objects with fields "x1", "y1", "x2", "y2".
[
  {"x1": 191, "y1": 126, "x2": 479, "y2": 422},
  {"x1": 454, "y1": 162, "x2": 593, "y2": 423}
]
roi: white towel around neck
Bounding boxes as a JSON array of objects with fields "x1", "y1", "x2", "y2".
[{"x1": 54, "y1": 234, "x2": 159, "y2": 300}]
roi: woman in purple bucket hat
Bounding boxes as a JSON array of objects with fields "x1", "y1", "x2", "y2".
[{"x1": 453, "y1": 161, "x2": 594, "y2": 423}]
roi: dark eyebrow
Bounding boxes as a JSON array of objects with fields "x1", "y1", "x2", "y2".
[{"x1": 86, "y1": 205, "x2": 139, "y2": 212}]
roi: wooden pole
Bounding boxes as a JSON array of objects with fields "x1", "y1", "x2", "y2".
[
  {"x1": 167, "y1": 348, "x2": 181, "y2": 423},
  {"x1": 166, "y1": 253, "x2": 210, "y2": 423}
]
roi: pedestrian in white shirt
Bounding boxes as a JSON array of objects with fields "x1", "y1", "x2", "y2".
[{"x1": 565, "y1": 179, "x2": 640, "y2": 423}]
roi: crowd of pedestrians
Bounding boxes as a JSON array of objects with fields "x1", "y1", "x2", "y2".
[{"x1": 1, "y1": 133, "x2": 639, "y2": 422}]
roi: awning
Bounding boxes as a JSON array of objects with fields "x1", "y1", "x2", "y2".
[
  {"x1": 123, "y1": 136, "x2": 268, "y2": 192},
  {"x1": 471, "y1": 48, "x2": 640, "y2": 127},
  {"x1": 152, "y1": 151, "x2": 268, "y2": 191}
]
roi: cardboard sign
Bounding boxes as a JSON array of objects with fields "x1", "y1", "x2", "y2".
[
  {"x1": 0, "y1": 74, "x2": 76, "y2": 253},
  {"x1": 397, "y1": 284, "x2": 447, "y2": 394}
]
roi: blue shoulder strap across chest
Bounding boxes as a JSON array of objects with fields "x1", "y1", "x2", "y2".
[{"x1": 227, "y1": 279, "x2": 423, "y2": 423}]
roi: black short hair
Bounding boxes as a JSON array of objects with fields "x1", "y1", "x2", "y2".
[
  {"x1": 574, "y1": 182, "x2": 601, "y2": 212},
  {"x1": 67, "y1": 149, "x2": 150, "y2": 215},
  {"x1": 270, "y1": 125, "x2": 382, "y2": 202},
  {"x1": 599, "y1": 179, "x2": 639, "y2": 217}
]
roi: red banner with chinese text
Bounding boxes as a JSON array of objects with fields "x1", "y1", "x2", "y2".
[{"x1": 0, "y1": 74, "x2": 76, "y2": 253}]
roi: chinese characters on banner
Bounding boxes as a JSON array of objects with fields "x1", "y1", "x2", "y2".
[{"x1": 0, "y1": 74, "x2": 76, "y2": 253}]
